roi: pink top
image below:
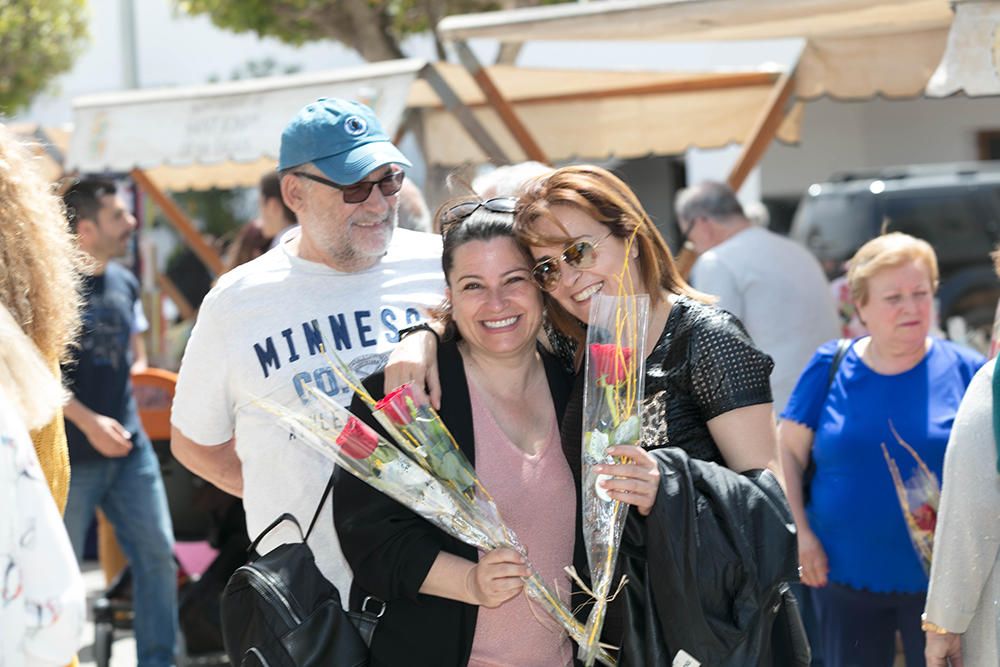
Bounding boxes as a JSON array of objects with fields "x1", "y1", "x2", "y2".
[{"x1": 467, "y1": 379, "x2": 576, "y2": 667}]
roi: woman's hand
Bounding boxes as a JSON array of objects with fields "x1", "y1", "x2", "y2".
[
  {"x1": 925, "y1": 630, "x2": 963, "y2": 667},
  {"x1": 465, "y1": 548, "x2": 530, "y2": 608},
  {"x1": 385, "y1": 328, "x2": 442, "y2": 409},
  {"x1": 595, "y1": 445, "x2": 661, "y2": 516},
  {"x1": 924, "y1": 632, "x2": 964, "y2": 667},
  {"x1": 797, "y1": 527, "x2": 829, "y2": 588}
]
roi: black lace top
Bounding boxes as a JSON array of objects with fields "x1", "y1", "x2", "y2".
[
  {"x1": 562, "y1": 296, "x2": 774, "y2": 470},
  {"x1": 559, "y1": 296, "x2": 774, "y2": 645}
]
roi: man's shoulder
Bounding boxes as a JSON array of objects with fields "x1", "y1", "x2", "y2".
[
  {"x1": 104, "y1": 261, "x2": 140, "y2": 288},
  {"x1": 205, "y1": 247, "x2": 291, "y2": 305},
  {"x1": 385, "y1": 228, "x2": 443, "y2": 260},
  {"x1": 745, "y1": 227, "x2": 816, "y2": 262}
]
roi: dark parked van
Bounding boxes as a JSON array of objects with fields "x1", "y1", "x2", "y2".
[{"x1": 790, "y1": 163, "x2": 1000, "y2": 352}]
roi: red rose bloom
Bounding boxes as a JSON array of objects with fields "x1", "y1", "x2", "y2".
[
  {"x1": 336, "y1": 417, "x2": 379, "y2": 459},
  {"x1": 589, "y1": 344, "x2": 633, "y2": 385},
  {"x1": 374, "y1": 383, "x2": 417, "y2": 427},
  {"x1": 912, "y1": 502, "x2": 937, "y2": 532}
]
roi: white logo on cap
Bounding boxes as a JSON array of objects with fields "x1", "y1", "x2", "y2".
[{"x1": 344, "y1": 115, "x2": 368, "y2": 136}]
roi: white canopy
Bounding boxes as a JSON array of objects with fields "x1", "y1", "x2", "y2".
[
  {"x1": 67, "y1": 59, "x2": 425, "y2": 188},
  {"x1": 438, "y1": 0, "x2": 958, "y2": 100}
]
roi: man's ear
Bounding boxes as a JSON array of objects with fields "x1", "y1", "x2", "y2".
[
  {"x1": 280, "y1": 173, "x2": 306, "y2": 215},
  {"x1": 74, "y1": 217, "x2": 96, "y2": 243}
]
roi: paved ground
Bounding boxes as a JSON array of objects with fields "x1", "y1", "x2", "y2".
[
  {"x1": 77, "y1": 562, "x2": 228, "y2": 667},
  {"x1": 79, "y1": 563, "x2": 137, "y2": 667}
]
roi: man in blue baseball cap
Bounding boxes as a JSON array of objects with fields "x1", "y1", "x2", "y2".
[
  {"x1": 171, "y1": 98, "x2": 444, "y2": 602},
  {"x1": 275, "y1": 97, "x2": 416, "y2": 271}
]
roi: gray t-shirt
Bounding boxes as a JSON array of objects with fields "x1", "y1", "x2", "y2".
[{"x1": 690, "y1": 226, "x2": 840, "y2": 412}]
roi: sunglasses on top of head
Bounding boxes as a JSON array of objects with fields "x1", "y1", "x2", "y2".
[
  {"x1": 531, "y1": 231, "x2": 613, "y2": 292},
  {"x1": 292, "y1": 169, "x2": 405, "y2": 204},
  {"x1": 440, "y1": 197, "x2": 518, "y2": 230}
]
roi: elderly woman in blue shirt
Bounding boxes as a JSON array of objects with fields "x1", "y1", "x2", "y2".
[{"x1": 779, "y1": 232, "x2": 985, "y2": 667}]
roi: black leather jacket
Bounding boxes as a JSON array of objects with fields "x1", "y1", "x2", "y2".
[{"x1": 614, "y1": 448, "x2": 810, "y2": 666}]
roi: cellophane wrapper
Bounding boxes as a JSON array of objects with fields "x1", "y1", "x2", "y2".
[
  {"x1": 880, "y1": 425, "x2": 941, "y2": 576},
  {"x1": 265, "y1": 365, "x2": 617, "y2": 666},
  {"x1": 579, "y1": 294, "x2": 649, "y2": 665}
]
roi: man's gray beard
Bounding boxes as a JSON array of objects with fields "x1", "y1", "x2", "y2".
[{"x1": 327, "y1": 211, "x2": 397, "y2": 270}]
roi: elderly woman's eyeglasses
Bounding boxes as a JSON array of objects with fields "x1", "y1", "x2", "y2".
[
  {"x1": 292, "y1": 170, "x2": 405, "y2": 204},
  {"x1": 440, "y1": 197, "x2": 517, "y2": 228},
  {"x1": 531, "y1": 232, "x2": 613, "y2": 292}
]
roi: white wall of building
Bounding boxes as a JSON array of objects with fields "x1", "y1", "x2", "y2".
[{"x1": 761, "y1": 95, "x2": 1000, "y2": 197}]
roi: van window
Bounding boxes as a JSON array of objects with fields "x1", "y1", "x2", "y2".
[
  {"x1": 790, "y1": 192, "x2": 876, "y2": 269},
  {"x1": 882, "y1": 189, "x2": 997, "y2": 268}
]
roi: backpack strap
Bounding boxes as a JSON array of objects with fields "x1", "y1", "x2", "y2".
[
  {"x1": 247, "y1": 472, "x2": 336, "y2": 555},
  {"x1": 992, "y1": 355, "x2": 1000, "y2": 473},
  {"x1": 248, "y1": 512, "x2": 304, "y2": 555},
  {"x1": 305, "y1": 472, "x2": 336, "y2": 542}
]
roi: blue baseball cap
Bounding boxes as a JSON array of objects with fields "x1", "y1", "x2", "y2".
[{"x1": 278, "y1": 98, "x2": 412, "y2": 185}]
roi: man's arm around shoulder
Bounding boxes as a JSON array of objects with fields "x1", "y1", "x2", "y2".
[{"x1": 171, "y1": 426, "x2": 244, "y2": 498}]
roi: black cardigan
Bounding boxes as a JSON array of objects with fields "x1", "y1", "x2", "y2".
[{"x1": 333, "y1": 339, "x2": 572, "y2": 667}]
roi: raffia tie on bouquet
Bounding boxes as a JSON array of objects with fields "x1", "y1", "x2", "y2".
[{"x1": 261, "y1": 352, "x2": 617, "y2": 666}]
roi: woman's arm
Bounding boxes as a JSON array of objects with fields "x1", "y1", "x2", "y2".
[
  {"x1": 706, "y1": 403, "x2": 780, "y2": 477},
  {"x1": 386, "y1": 326, "x2": 443, "y2": 409},
  {"x1": 419, "y1": 549, "x2": 529, "y2": 608},
  {"x1": 777, "y1": 419, "x2": 828, "y2": 587}
]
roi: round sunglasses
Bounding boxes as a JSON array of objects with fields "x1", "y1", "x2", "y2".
[
  {"x1": 531, "y1": 232, "x2": 613, "y2": 292},
  {"x1": 292, "y1": 169, "x2": 405, "y2": 204}
]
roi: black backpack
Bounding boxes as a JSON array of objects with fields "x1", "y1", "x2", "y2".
[{"x1": 220, "y1": 476, "x2": 380, "y2": 667}]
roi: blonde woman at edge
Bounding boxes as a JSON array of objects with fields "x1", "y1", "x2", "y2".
[
  {"x1": 0, "y1": 126, "x2": 85, "y2": 511},
  {"x1": 0, "y1": 303, "x2": 86, "y2": 666}
]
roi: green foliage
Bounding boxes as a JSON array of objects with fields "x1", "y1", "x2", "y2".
[
  {"x1": 177, "y1": 0, "x2": 564, "y2": 61},
  {"x1": 0, "y1": 0, "x2": 88, "y2": 115},
  {"x1": 178, "y1": 0, "x2": 337, "y2": 46}
]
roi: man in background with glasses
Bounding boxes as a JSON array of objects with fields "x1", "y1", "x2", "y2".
[{"x1": 170, "y1": 98, "x2": 444, "y2": 602}]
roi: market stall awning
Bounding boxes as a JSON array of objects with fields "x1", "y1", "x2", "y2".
[
  {"x1": 409, "y1": 63, "x2": 801, "y2": 166},
  {"x1": 437, "y1": 0, "x2": 955, "y2": 100},
  {"x1": 67, "y1": 58, "x2": 426, "y2": 183},
  {"x1": 926, "y1": 0, "x2": 1000, "y2": 97}
]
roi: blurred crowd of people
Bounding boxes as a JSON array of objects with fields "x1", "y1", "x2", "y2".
[{"x1": 1, "y1": 93, "x2": 998, "y2": 667}]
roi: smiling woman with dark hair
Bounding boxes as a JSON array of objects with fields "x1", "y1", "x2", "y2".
[
  {"x1": 386, "y1": 166, "x2": 807, "y2": 666},
  {"x1": 334, "y1": 197, "x2": 577, "y2": 667}
]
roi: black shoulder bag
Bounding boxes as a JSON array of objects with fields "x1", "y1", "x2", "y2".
[
  {"x1": 220, "y1": 474, "x2": 384, "y2": 667},
  {"x1": 801, "y1": 338, "x2": 852, "y2": 505}
]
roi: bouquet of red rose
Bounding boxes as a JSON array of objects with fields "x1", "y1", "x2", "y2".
[
  {"x1": 578, "y1": 294, "x2": 649, "y2": 666},
  {"x1": 371, "y1": 383, "x2": 480, "y2": 501},
  {"x1": 266, "y1": 360, "x2": 617, "y2": 666},
  {"x1": 881, "y1": 422, "x2": 941, "y2": 575}
]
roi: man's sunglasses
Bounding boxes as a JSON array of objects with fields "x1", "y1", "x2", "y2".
[
  {"x1": 292, "y1": 169, "x2": 405, "y2": 204},
  {"x1": 531, "y1": 232, "x2": 613, "y2": 292},
  {"x1": 440, "y1": 197, "x2": 518, "y2": 230}
]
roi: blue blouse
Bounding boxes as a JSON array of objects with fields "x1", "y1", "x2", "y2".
[{"x1": 782, "y1": 337, "x2": 984, "y2": 593}]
